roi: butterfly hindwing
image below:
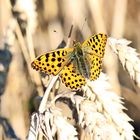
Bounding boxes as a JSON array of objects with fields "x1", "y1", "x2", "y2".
[
  {"x1": 85, "y1": 54, "x2": 103, "y2": 80},
  {"x1": 60, "y1": 63, "x2": 86, "y2": 90},
  {"x1": 31, "y1": 48, "x2": 74, "y2": 75}
]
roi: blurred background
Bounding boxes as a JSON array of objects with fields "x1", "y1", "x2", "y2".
[{"x1": 0, "y1": 0, "x2": 140, "y2": 139}]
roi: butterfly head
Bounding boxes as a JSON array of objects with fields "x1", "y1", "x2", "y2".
[{"x1": 73, "y1": 41, "x2": 81, "y2": 49}]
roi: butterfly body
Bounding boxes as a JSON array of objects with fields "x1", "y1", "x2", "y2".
[
  {"x1": 31, "y1": 33, "x2": 107, "y2": 90},
  {"x1": 72, "y1": 42, "x2": 90, "y2": 79}
]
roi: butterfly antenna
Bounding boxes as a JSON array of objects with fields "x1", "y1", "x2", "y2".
[
  {"x1": 81, "y1": 18, "x2": 87, "y2": 32},
  {"x1": 68, "y1": 24, "x2": 74, "y2": 38},
  {"x1": 73, "y1": 40, "x2": 76, "y2": 45}
]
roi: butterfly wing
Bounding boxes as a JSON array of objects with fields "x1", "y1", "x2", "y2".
[
  {"x1": 60, "y1": 63, "x2": 86, "y2": 90},
  {"x1": 82, "y1": 33, "x2": 107, "y2": 80},
  {"x1": 31, "y1": 48, "x2": 74, "y2": 75},
  {"x1": 82, "y1": 33, "x2": 107, "y2": 57},
  {"x1": 85, "y1": 54, "x2": 103, "y2": 80}
]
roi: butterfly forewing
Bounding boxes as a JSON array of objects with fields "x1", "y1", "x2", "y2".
[
  {"x1": 60, "y1": 63, "x2": 86, "y2": 90},
  {"x1": 31, "y1": 48, "x2": 74, "y2": 75},
  {"x1": 82, "y1": 33, "x2": 107, "y2": 57}
]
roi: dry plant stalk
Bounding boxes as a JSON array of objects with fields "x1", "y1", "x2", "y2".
[
  {"x1": 13, "y1": 0, "x2": 44, "y2": 96},
  {"x1": 108, "y1": 37, "x2": 140, "y2": 89},
  {"x1": 27, "y1": 34, "x2": 140, "y2": 139},
  {"x1": 1, "y1": 0, "x2": 140, "y2": 139},
  {"x1": 39, "y1": 24, "x2": 73, "y2": 113},
  {"x1": 27, "y1": 73, "x2": 136, "y2": 140},
  {"x1": 27, "y1": 26, "x2": 140, "y2": 139}
]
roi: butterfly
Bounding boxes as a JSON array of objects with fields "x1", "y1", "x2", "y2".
[{"x1": 31, "y1": 33, "x2": 107, "y2": 90}]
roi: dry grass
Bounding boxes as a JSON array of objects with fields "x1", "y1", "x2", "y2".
[
  {"x1": 108, "y1": 37, "x2": 140, "y2": 89},
  {"x1": 28, "y1": 74, "x2": 136, "y2": 139},
  {"x1": 0, "y1": 0, "x2": 140, "y2": 139}
]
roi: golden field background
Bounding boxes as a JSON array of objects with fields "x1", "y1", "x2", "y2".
[{"x1": 0, "y1": 0, "x2": 140, "y2": 139}]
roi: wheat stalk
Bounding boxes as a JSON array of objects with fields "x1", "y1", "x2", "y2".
[
  {"x1": 27, "y1": 36, "x2": 139, "y2": 140},
  {"x1": 27, "y1": 73, "x2": 136, "y2": 140},
  {"x1": 74, "y1": 73, "x2": 135, "y2": 139},
  {"x1": 27, "y1": 102, "x2": 78, "y2": 140},
  {"x1": 108, "y1": 37, "x2": 140, "y2": 88},
  {"x1": 13, "y1": 0, "x2": 37, "y2": 34}
]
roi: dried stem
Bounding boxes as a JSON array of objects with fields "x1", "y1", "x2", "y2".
[
  {"x1": 108, "y1": 37, "x2": 140, "y2": 90},
  {"x1": 39, "y1": 75, "x2": 59, "y2": 113},
  {"x1": 16, "y1": 21, "x2": 44, "y2": 96},
  {"x1": 38, "y1": 23, "x2": 73, "y2": 112}
]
